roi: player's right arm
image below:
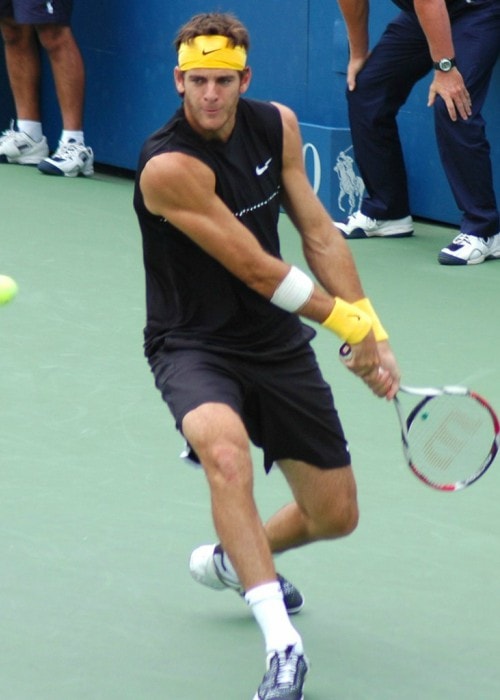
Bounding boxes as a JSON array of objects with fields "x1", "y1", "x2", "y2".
[{"x1": 140, "y1": 150, "x2": 292, "y2": 293}]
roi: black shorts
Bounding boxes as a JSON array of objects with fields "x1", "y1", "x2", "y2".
[
  {"x1": 0, "y1": 0, "x2": 73, "y2": 24},
  {"x1": 149, "y1": 345, "x2": 351, "y2": 473}
]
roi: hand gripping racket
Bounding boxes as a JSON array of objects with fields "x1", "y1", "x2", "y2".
[{"x1": 339, "y1": 343, "x2": 500, "y2": 491}]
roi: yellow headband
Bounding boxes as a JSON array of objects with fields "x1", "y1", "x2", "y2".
[{"x1": 178, "y1": 35, "x2": 247, "y2": 71}]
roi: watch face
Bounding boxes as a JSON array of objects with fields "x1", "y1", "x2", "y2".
[{"x1": 439, "y1": 58, "x2": 453, "y2": 71}]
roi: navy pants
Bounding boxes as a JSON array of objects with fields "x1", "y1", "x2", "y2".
[{"x1": 348, "y1": 0, "x2": 500, "y2": 236}]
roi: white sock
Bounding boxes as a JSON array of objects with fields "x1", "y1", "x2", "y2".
[
  {"x1": 61, "y1": 130, "x2": 84, "y2": 145},
  {"x1": 17, "y1": 120, "x2": 43, "y2": 142},
  {"x1": 245, "y1": 581, "x2": 303, "y2": 653}
]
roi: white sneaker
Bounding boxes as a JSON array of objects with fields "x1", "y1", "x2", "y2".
[
  {"x1": 0, "y1": 123, "x2": 49, "y2": 165},
  {"x1": 38, "y1": 139, "x2": 94, "y2": 177},
  {"x1": 189, "y1": 544, "x2": 305, "y2": 614},
  {"x1": 438, "y1": 232, "x2": 500, "y2": 265},
  {"x1": 334, "y1": 211, "x2": 414, "y2": 239},
  {"x1": 190, "y1": 544, "x2": 238, "y2": 591}
]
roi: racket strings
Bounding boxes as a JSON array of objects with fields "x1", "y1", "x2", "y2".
[
  {"x1": 406, "y1": 394, "x2": 495, "y2": 486},
  {"x1": 422, "y1": 408, "x2": 483, "y2": 471}
]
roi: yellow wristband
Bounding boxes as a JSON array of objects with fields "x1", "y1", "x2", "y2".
[
  {"x1": 322, "y1": 297, "x2": 372, "y2": 344},
  {"x1": 354, "y1": 298, "x2": 389, "y2": 342}
]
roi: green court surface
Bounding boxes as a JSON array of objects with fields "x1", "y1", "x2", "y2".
[{"x1": 2, "y1": 164, "x2": 500, "y2": 700}]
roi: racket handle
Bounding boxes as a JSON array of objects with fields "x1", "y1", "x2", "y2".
[{"x1": 339, "y1": 342, "x2": 352, "y2": 361}]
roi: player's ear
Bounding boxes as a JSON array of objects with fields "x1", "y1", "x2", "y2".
[
  {"x1": 239, "y1": 66, "x2": 252, "y2": 94},
  {"x1": 174, "y1": 67, "x2": 185, "y2": 96}
]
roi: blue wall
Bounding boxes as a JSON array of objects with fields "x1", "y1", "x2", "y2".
[{"x1": 1, "y1": 0, "x2": 499, "y2": 225}]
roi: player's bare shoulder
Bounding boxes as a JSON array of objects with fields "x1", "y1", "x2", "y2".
[
  {"x1": 140, "y1": 151, "x2": 215, "y2": 217},
  {"x1": 270, "y1": 101, "x2": 300, "y2": 132}
]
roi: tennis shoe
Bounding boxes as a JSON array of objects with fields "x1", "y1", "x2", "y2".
[
  {"x1": 438, "y1": 232, "x2": 500, "y2": 265},
  {"x1": 189, "y1": 544, "x2": 304, "y2": 614},
  {"x1": 38, "y1": 139, "x2": 94, "y2": 177},
  {"x1": 0, "y1": 123, "x2": 49, "y2": 165},
  {"x1": 253, "y1": 645, "x2": 309, "y2": 700},
  {"x1": 334, "y1": 211, "x2": 414, "y2": 239}
]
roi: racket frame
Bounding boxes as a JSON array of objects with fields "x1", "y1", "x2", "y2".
[
  {"x1": 394, "y1": 385, "x2": 500, "y2": 491},
  {"x1": 338, "y1": 342, "x2": 499, "y2": 491}
]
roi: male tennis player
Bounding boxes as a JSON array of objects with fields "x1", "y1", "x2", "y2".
[{"x1": 134, "y1": 11, "x2": 400, "y2": 699}]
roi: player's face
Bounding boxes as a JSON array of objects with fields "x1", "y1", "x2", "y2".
[{"x1": 174, "y1": 67, "x2": 251, "y2": 141}]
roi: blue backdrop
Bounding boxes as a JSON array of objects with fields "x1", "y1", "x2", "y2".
[{"x1": 1, "y1": 0, "x2": 499, "y2": 225}]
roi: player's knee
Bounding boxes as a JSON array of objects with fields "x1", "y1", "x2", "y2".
[
  {"x1": 205, "y1": 440, "x2": 252, "y2": 489},
  {"x1": 320, "y1": 499, "x2": 359, "y2": 540}
]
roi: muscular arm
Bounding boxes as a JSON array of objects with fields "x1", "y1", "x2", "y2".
[
  {"x1": 139, "y1": 112, "x2": 399, "y2": 396},
  {"x1": 276, "y1": 102, "x2": 366, "y2": 304},
  {"x1": 140, "y1": 148, "x2": 341, "y2": 325},
  {"x1": 141, "y1": 146, "x2": 365, "y2": 334},
  {"x1": 276, "y1": 102, "x2": 400, "y2": 395},
  {"x1": 140, "y1": 151, "x2": 289, "y2": 296}
]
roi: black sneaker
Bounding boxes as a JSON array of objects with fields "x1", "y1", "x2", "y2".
[
  {"x1": 276, "y1": 574, "x2": 304, "y2": 615},
  {"x1": 253, "y1": 645, "x2": 309, "y2": 700},
  {"x1": 189, "y1": 544, "x2": 304, "y2": 614}
]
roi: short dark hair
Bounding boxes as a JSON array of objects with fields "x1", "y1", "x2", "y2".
[{"x1": 174, "y1": 12, "x2": 250, "y2": 52}]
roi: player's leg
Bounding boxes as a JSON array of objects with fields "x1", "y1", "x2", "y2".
[
  {"x1": 182, "y1": 400, "x2": 307, "y2": 696},
  {"x1": 182, "y1": 401, "x2": 277, "y2": 592},
  {"x1": 267, "y1": 459, "x2": 358, "y2": 553}
]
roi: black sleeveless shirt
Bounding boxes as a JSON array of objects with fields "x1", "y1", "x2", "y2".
[{"x1": 134, "y1": 98, "x2": 315, "y2": 359}]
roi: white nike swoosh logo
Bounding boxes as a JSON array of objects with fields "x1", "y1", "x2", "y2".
[{"x1": 255, "y1": 158, "x2": 272, "y2": 176}]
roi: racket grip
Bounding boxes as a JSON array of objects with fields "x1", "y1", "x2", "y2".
[{"x1": 339, "y1": 342, "x2": 352, "y2": 361}]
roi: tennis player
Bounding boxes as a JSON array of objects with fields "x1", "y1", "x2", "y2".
[{"x1": 133, "y1": 11, "x2": 400, "y2": 699}]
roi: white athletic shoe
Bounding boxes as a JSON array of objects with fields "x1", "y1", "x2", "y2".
[
  {"x1": 38, "y1": 139, "x2": 94, "y2": 177},
  {"x1": 189, "y1": 544, "x2": 305, "y2": 614},
  {"x1": 0, "y1": 123, "x2": 49, "y2": 165},
  {"x1": 438, "y1": 232, "x2": 500, "y2": 265},
  {"x1": 334, "y1": 211, "x2": 414, "y2": 239}
]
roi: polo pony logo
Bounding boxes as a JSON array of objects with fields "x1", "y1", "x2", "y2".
[{"x1": 334, "y1": 146, "x2": 365, "y2": 215}]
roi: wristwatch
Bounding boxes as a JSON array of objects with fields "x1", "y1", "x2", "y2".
[{"x1": 433, "y1": 57, "x2": 456, "y2": 72}]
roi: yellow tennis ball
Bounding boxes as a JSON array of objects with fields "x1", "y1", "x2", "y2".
[{"x1": 0, "y1": 275, "x2": 18, "y2": 305}]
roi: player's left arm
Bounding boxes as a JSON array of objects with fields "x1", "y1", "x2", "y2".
[
  {"x1": 275, "y1": 101, "x2": 400, "y2": 394},
  {"x1": 276, "y1": 101, "x2": 367, "y2": 303}
]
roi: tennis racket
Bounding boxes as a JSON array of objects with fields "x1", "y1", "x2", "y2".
[{"x1": 339, "y1": 343, "x2": 500, "y2": 491}]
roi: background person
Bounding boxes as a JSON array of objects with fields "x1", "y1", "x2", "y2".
[
  {"x1": 0, "y1": 0, "x2": 93, "y2": 177},
  {"x1": 335, "y1": 0, "x2": 500, "y2": 266}
]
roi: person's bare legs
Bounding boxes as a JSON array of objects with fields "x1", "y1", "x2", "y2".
[
  {"x1": 182, "y1": 402, "x2": 277, "y2": 591},
  {"x1": 266, "y1": 458, "x2": 359, "y2": 553},
  {"x1": 182, "y1": 403, "x2": 359, "y2": 585},
  {"x1": 0, "y1": 20, "x2": 41, "y2": 121},
  {"x1": 35, "y1": 24, "x2": 84, "y2": 131}
]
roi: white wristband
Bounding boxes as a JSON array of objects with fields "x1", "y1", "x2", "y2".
[{"x1": 270, "y1": 265, "x2": 314, "y2": 313}]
